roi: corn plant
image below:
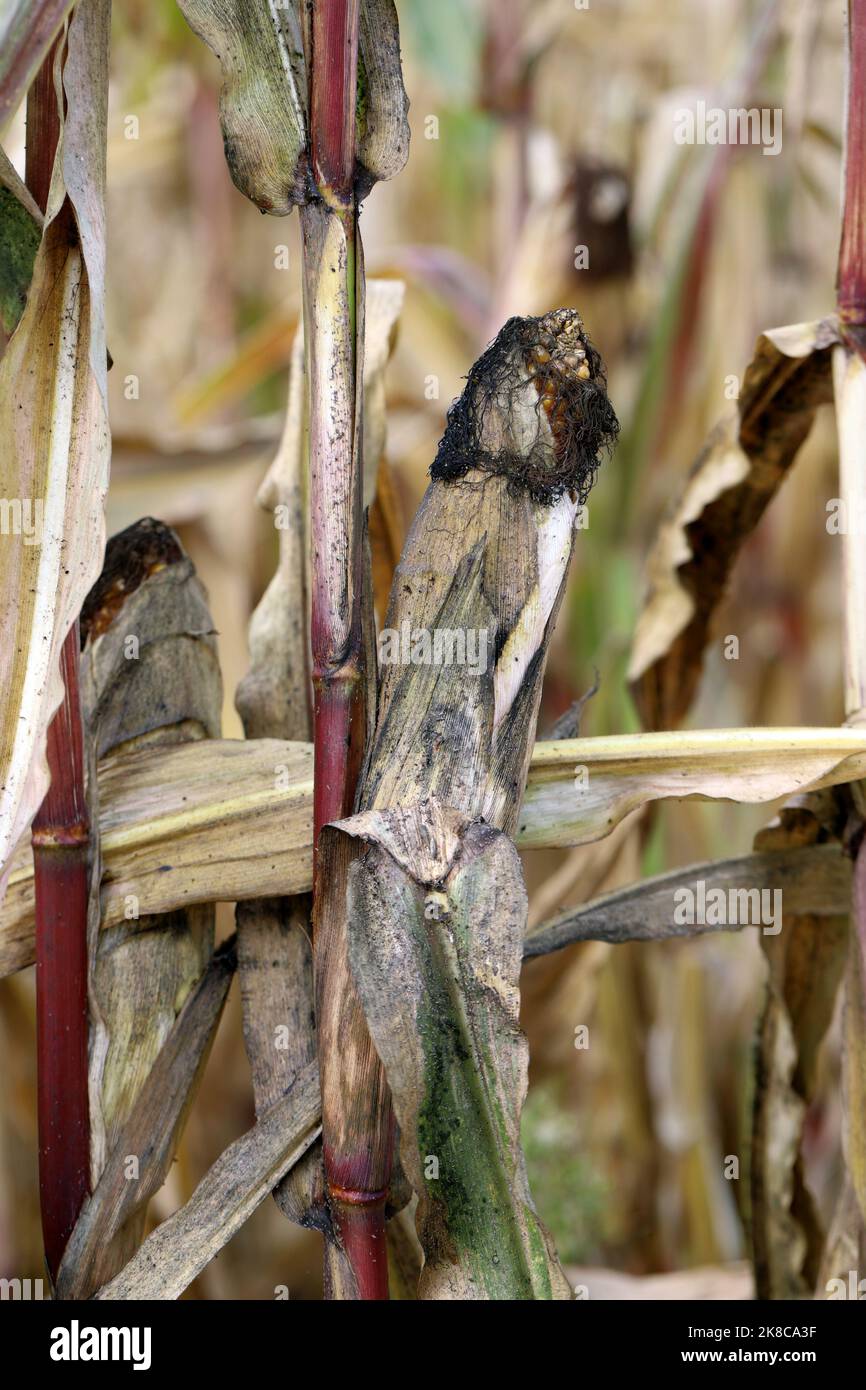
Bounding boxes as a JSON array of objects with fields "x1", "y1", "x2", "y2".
[{"x1": 1, "y1": 0, "x2": 866, "y2": 1306}]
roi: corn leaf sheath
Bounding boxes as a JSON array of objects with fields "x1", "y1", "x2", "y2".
[{"x1": 316, "y1": 310, "x2": 619, "y2": 1296}]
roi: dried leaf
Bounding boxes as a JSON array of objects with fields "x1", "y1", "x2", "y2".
[
  {"x1": 94, "y1": 1060, "x2": 321, "y2": 1301},
  {"x1": 5, "y1": 726, "x2": 866, "y2": 978},
  {"x1": 0, "y1": 0, "x2": 111, "y2": 891},
  {"x1": 236, "y1": 896, "x2": 323, "y2": 1229},
  {"x1": 749, "y1": 803, "x2": 848, "y2": 1298},
  {"x1": 177, "y1": 0, "x2": 309, "y2": 214},
  {"x1": 0, "y1": 0, "x2": 75, "y2": 135},
  {"x1": 521, "y1": 726, "x2": 866, "y2": 848},
  {"x1": 629, "y1": 319, "x2": 840, "y2": 729},
  {"x1": 524, "y1": 843, "x2": 850, "y2": 958},
  {"x1": 56, "y1": 940, "x2": 236, "y2": 1299},
  {"x1": 356, "y1": 0, "x2": 411, "y2": 194}
]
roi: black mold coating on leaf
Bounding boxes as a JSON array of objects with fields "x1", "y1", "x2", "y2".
[{"x1": 431, "y1": 310, "x2": 619, "y2": 505}]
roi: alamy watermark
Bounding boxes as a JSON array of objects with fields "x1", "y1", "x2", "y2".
[
  {"x1": 0, "y1": 1276, "x2": 45, "y2": 1300},
  {"x1": 673, "y1": 880, "x2": 782, "y2": 935},
  {"x1": 0, "y1": 497, "x2": 43, "y2": 545},
  {"x1": 378, "y1": 621, "x2": 489, "y2": 676},
  {"x1": 674, "y1": 102, "x2": 782, "y2": 157},
  {"x1": 50, "y1": 1320, "x2": 151, "y2": 1371},
  {"x1": 827, "y1": 497, "x2": 866, "y2": 536}
]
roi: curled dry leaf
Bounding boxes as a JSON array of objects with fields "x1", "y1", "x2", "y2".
[
  {"x1": 0, "y1": 0, "x2": 111, "y2": 894},
  {"x1": 749, "y1": 799, "x2": 849, "y2": 1299},
  {"x1": 629, "y1": 319, "x2": 840, "y2": 729}
]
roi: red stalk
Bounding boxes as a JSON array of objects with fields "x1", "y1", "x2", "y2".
[
  {"x1": 305, "y1": 0, "x2": 392, "y2": 1299},
  {"x1": 26, "y1": 38, "x2": 91, "y2": 1283},
  {"x1": 309, "y1": 0, "x2": 360, "y2": 198},
  {"x1": 32, "y1": 633, "x2": 90, "y2": 1282},
  {"x1": 839, "y1": 0, "x2": 866, "y2": 358}
]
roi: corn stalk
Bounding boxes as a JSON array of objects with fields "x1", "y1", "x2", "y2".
[
  {"x1": 0, "y1": 0, "x2": 113, "y2": 1283},
  {"x1": 175, "y1": 0, "x2": 408, "y2": 1297},
  {"x1": 298, "y1": 1, "x2": 396, "y2": 1300},
  {"x1": 26, "y1": 33, "x2": 89, "y2": 1283}
]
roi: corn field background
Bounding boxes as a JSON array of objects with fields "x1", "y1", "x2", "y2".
[{"x1": 0, "y1": 0, "x2": 865, "y2": 1309}]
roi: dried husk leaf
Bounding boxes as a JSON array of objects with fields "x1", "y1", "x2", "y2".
[
  {"x1": 342, "y1": 806, "x2": 572, "y2": 1299},
  {"x1": 314, "y1": 310, "x2": 617, "y2": 1296},
  {"x1": 0, "y1": 0, "x2": 111, "y2": 892},
  {"x1": 629, "y1": 319, "x2": 840, "y2": 729}
]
